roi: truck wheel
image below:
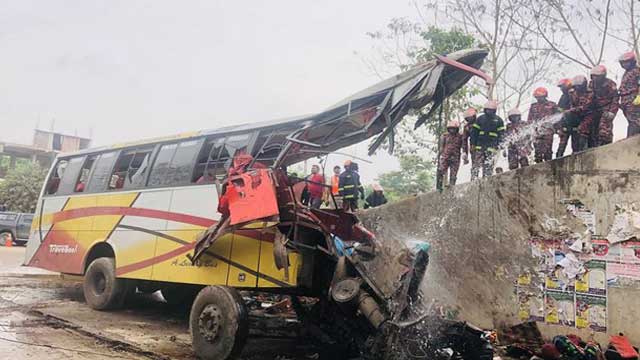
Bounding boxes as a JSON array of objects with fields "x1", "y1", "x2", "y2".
[
  {"x1": 190, "y1": 286, "x2": 248, "y2": 360},
  {"x1": 83, "y1": 257, "x2": 129, "y2": 310}
]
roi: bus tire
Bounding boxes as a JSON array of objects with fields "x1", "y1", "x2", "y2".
[
  {"x1": 190, "y1": 286, "x2": 248, "y2": 360},
  {"x1": 83, "y1": 257, "x2": 129, "y2": 310}
]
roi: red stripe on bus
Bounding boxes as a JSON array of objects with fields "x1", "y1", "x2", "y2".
[
  {"x1": 52, "y1": 207, "x2": 217, "y2": 228},
  {"x1": 115, "y1": 243, "x2": 194, "y2": 276}
]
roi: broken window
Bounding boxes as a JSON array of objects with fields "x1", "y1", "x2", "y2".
[
  {"x1": 252, "y1": 127, "x2": 296, "y2": 167},
  {"x1": 149, "y1": 139, "x2": 201, "y2": 187},
  {"x1": 86, "y1": 152, "x2": 117, "y2": 193},
  {"x1": 192, "y1": 134, "x2": 250, "y2": 184},
  {"x1": 74, "y1": 155, "x2": 97, "y2": 193},
  {"x1": 56, "y1": 157, "x2": 85, "y2": 195},
  {"x1": 108, "y1": 147, "x2": 153, "y2": 190}
]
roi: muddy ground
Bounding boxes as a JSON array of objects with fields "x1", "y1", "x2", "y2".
[{"x1": 0, "y1": 247, "x2": 321, "y2": 360}]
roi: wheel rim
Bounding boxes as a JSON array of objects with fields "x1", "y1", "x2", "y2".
[
  {"x1": 198, "y1": 304, "x2": 222, "y2": 343},
  {"x1": 92, "y1": 272, "x2": 107, "y2": 295}
]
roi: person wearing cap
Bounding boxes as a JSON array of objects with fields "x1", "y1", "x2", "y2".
[
  {"x1": 618, "y1": 51, "x2": 640, "y2": 137},
  {"x1": 364, "y1": 183, "x2": 387, "y2": 209},
  {"x1": 556, "y1": 78, "x2": 580, "y2": 157},
  {"x1": 470, "y1": 100, "x2": 505, "y2": 178},
  {"x1": 567, "y1": 74, "x2": 593, "y2": 151},
  {"x1": 436, "y1": 119, "x2": 464, "y2": 190},
  {"x1": 528, "y1": 87, "x2": 559, "y2": 163},
  {"x1": 587, "y1": 64, "x2": 619, "y2": 147},
  {"x1": 461, "y1": 107, "x2": 478, "y2": 179},
  {"x1": 338, "y1": 160, "x2": 362, "y2": 212},
  {"x1": 504, "y1": 108, "x2": 531, "y2": 170}
]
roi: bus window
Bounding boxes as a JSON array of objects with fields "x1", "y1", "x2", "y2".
[
  {"x1": 149, "y1": 140, "x2": 200, "y2": 187},
  {"x1": 109, "y1": 147, "x2": 153, "y2": 190},
  {"x1": 192, "y1": 134, "x2": 250, "y2": 184},
  {"x1": 86, "y1": 152, "x2": 117, "y2": 193},
  {"x1": 45, "y1": 160, "x2": 68, "y2": 195},
  {"x1": 56, "y1": 157, "x2": 86, "y2": 195},
  {"x1": 253, "y1": 128, "x2": 293, "y2": 166},
  {"x1": 74, "y1": 155, "x2": 97, "y2": 193}
]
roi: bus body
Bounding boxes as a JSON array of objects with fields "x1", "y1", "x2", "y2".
[{"x1": 25, "y1": 123, "x2": 308, "y2": 289}]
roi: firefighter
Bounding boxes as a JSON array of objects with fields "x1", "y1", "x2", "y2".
[
  {"x1": 470, "y1": 100, "x2": 505, "y2": 178},
  {"x1": 436, "y1": 120, "x2": 464, "y2": 190},
  {"x1": 568, "y1": 75, "x2": 593, "y2": 151},
  {"x1": 556, "y1": 78, "x2": 580, "y2": 157},
  {"x1": 504, "y1": 108, "x2": 530, "y2": 170},
  {"x1": 364, "y1": 183, "x2": 387, "y2": 209},
  {"x1": 338, "y1": 160, "x2": 362, "y2": 212},
  {"x1": 618, "y1": 51, "x2": 640, "y2": 137},
  {"x1": 528, "y1": 87, "x2": 558, "y2": 163},
  {"x1": 461, "y1": 107, "x2": 477, "y2": 179},
  {"x1": 587, "y1": 64, "x2": 619, "y2": 147}
]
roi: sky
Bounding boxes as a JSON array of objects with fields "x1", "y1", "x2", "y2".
[
  {"x1": 0, "y1": 0, "x2": 415, "y2": 182},
  {"x1": 0, "y1": 0, "x2": 633, "y2": 185}
]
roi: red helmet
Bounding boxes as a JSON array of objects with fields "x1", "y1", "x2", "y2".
[
  {"x1": 619, "y1": 51, "x2": 636, "y2": 62},
  {"x1": 572, "y1": 75, "x2": 587, "y2": 86},
  {"x1": 533, "y1": 87, "x2": 548, "y2": 97},
  {"x1": 557, "y1": 78, "x2": 572, "y2": 88},
  {"x1": 446, "y1": 120, "x2": 460, "y2": 128},
  {"x1": 484, "y1": 100, "x2": 498, "y2": 110},
  {"x1": 590, "y1": 64, "x2": 607, "y2": 76},
  {"x1": 463, "y1": 107, "x2": 477, "y2": 118}
]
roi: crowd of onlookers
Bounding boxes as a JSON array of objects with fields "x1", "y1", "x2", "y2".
[{"x1": 301, "y1": 160, "x2": 387, "y2": 211}]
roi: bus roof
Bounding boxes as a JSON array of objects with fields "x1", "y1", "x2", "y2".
[{"x1": 57, "y1": 48, "x2": 489, "y2": 161}]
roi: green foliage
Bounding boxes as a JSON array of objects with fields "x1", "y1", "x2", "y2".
[
  {"x1": 415, "y1": 26, "x2": 476, "y2": 61},
  {"x1": 376, "y1": 154, "x2": 435, "y2": 202},
  {"x1": 0, "y1": 162, "x2": 47, "y2": 213}
]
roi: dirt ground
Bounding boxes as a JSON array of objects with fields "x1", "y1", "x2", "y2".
[{"x1": 0, "y1": 247, "x2": 319, "y2": 360}]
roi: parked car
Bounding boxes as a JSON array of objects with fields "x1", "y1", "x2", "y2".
[{"x1": 0, "y1": 212, "x2": 34, "y2": 246}]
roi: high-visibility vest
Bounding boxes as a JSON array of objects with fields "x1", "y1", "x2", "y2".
[{"x1": 331, "y1": 175, "x2": 340, "y2": 195}]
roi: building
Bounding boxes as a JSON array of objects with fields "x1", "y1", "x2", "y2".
[{"x1": 0, "y1": 130, "x2": 91, "y2": 179}]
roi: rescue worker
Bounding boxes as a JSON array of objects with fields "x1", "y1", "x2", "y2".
[
  {"x1": 567, "y1": 74, "x2": 593, "y2": 151},
  {"x1": 470, "y1": 100, "x2": 505, "y2": 178},
  {"x1": 436, "y1": 120, "x2": 464, "y2": 190},
  {"x1": 338, "y1": 160, "x2": 362, "y2": 212},
  {"x1": 618, "y1": 51, "x2": 640, "y2": 137},
  {"x1": 306, "y1": 164, "x2": 325, "y2": 209},
  {"x1": 556, "y1": 78, "x2": 580, "y2": 157},
  {"x1": 528, "y1": 87, "x2": 558, "y2": 163},
  {"x1": 461, "y1": 107, "x2": 477, "y2": 179},
  {"x1": 364, "y1": 183, "x2": 387, "y2": 209},
  {"x1": 504, "y1": 108, "x2": 530, "y2": 170},
  {"x1": 330, "y1": 165, "x2": 341, "y2": 196},
  {"x1": 586, "y1": 65, "x2": 619, "y2": 147}
]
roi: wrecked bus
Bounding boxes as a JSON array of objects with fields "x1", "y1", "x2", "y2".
[{"x1": 25, "y1": 48, "x2": 493, "y2": 359}]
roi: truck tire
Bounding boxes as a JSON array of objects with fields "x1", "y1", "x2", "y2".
[
  {"x1": 83, "y1": 257, "x2": 129, "y2": 310},
  {"x1": 190, "y1": 286, "x2": 249, "y2": 360}
]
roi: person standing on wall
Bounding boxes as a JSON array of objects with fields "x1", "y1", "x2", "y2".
[
  {"x1": 469, "y1": 100, "x2": 505, "y2": 178},
  {"x1": 436, "y1": 120, "x2": 465, "y2": 190},
  {"x1": 462, "y1": 107, "x2": 480, "y2": 180},
  {"x1": 528, "y1": 87, "x2": 558, "y2": 163},
  {"x1": 618, "y1": 51, "x2": 640, "y2": 138}
]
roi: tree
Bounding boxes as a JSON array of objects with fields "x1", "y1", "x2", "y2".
[
  {"x1": 376, "y1": 154, "x2": 435, "y2": 202},
  {"x1": 0, "y1": 162, "x2": 47, "y2": 213}
]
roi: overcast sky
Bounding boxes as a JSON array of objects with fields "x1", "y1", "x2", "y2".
[{"x1": 0, "y1": 0, "x2": 419, "y2": 181}]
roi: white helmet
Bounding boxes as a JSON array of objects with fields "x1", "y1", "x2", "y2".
[{"x1": 507, "y1": 108, "x2": 521, "y2": 117}]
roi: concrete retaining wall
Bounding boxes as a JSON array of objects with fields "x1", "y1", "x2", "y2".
[{"x1": 360, "y1": 135, "x2": 640, "y2": 344}]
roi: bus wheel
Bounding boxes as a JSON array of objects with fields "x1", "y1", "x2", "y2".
[
  {"x1": 190, "y1": 286, "x2": 248, "y2": 360},
  {"x1": 83, "y1": 257, "x2": 129, "y2": 310}
]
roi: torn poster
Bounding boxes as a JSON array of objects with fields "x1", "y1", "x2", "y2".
[
  {"x1": 575, "y1": 260, "x2": 606, "y2": 296},
  {"x1": 575, "y1": 294, "x2": 607, "y2": 332},
  {"x1": 607, "y1": 205, "x2": 640, "y2": 245},
  {"x1": 545, "y1": 290, "x2": 575, "y2": 327}
]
